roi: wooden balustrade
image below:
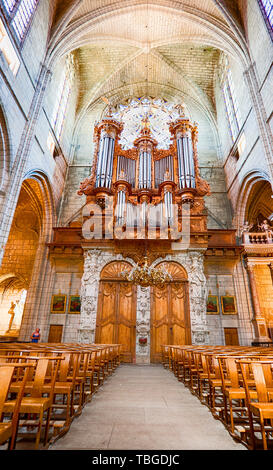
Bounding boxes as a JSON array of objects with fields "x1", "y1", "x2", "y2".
[{"x1": 243, "y1": 231, "x2": 273, "y2": 244}]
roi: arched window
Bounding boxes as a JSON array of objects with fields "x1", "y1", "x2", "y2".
[
  {"x1": 220, "y1": 55, "x2": 242, "y2": 143},
  {"x1": 1, "y1": 0, "x2": 39, "y2": 43},
  {"x1": 0, "y1": 19, "x2": 20, "y2": 75},
  {"x1": 258, "y1": 0, "x2": 273, "y2": 36},
  {"x1": 50, "y1": 54, "x2": 74, "y2": 142}
]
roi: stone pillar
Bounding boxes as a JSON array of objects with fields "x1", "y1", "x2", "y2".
[
  {"x1": 135, "y1": 286, "x2": 150, "y2": 364},
  {"x1": 19, "y1": 241, "x2": 53, "y2": 342},
  {"x1": 244, "y1": 63, "x2": 273, "y2": 186},
  {"x1": 78, "y1": 249, "x2": 103, "y2": 343},
  {"x1": 246, "y1": 261, "x2": 270, "y2": 342},
  {"x1": 0, "y1": 65, "x2": 52, "y2": 265},
  {"x1": 186, "y1": 251, "x2": 210, "y2": 345}
]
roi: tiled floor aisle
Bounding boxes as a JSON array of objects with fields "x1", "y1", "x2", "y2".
[{"x1": 50, "y1": 364, "x2": 246, "y2": 450}]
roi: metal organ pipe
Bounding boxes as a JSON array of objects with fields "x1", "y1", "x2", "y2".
[
  {"x1": 105, "y1": 137, "x2": 114, "y2": 188},
  {"x1": 164, "y1": 191, "x2": 173, "y2": 225},
  {"x1": 96, "y1": 133, "x2": 115, "y2": 188},
  {"x1": 116, "y1": 190, "x2": 126, "y2": 226},
  {"x1": 117, "y1": 156, "x2": 136, "y2": 187},
  {"x1": 138, "y1": 151, "x2": 152, "y2": 189},
  {"x1": 154, "y1": 156, "x2": 174, "y2": 187},
  {"x1": 176, "y1": 134, "x2": 195, "y2": 190}
]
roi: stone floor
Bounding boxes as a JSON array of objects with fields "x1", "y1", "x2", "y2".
[{"x1": 50, "y1": 364, "x2": 246, "y2": 450}]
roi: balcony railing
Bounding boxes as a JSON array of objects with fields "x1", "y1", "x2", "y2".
[{"x1": 242, "y1": 231, "x2": 273, "y2": 244}]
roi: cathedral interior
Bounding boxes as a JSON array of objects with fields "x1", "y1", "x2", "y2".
[{"x1": 0, "y1": 0, "x2": 273, "y2": 452}]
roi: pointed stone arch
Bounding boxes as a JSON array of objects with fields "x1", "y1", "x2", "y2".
[
  {"x1": 234, "y1": 170, "x2": 272, "y2": 234},
  {"x1": 0, "y1": 105, "x2": 11, "y2": 196}
]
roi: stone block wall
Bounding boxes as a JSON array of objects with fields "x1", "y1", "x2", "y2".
[{"x1": 205, "y1": 258, "x2": 254, "y2": 346}]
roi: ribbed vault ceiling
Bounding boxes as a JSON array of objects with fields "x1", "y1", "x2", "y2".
[{"x1": 49, "y1": 0, "x2": 245, "y2": 137}]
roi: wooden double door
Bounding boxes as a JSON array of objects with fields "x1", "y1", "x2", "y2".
[
  {"x1": 95, "y1": 261, "x2": 191, "y2": 363},
  {"x1": 95, "y1": 263, "x2": 136, "y2": 362},
  {"x1": 150, "y1": 280, "x2": 191, "y2": 362}
]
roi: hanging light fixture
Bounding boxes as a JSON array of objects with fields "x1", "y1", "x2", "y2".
[{"x1": 120, "y1": 257, "x2": 172, "y2": 287}]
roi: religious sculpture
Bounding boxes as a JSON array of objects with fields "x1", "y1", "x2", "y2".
[{"x1": 7, "y1": 301, "x2": 17, "y2": 332}]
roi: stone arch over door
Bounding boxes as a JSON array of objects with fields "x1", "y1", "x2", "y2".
[
  {"x1": 150, "y1": 261, "x2": 191, "y2": 363},
  {"x1": 95, "y1": 260, "x2": 137, "y2": 363}
]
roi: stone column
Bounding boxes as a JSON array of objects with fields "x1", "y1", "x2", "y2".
[
  {"x1": 78, "y1": 249, "x2": 104, "y2": 343},
  {"x1": 19, "y1": 241, "x2": 53, "y2": 342},
  {"x1": 186, "y1": 251, "x2": 210, "y2": 345},
  {"x1": 244, "y1": 63, "x2": 273, "y2": 186},
  {"x1": 246, "y1": 261, "x2": 270, "y2": 342},
  {"x1": 0, "y1": 65, "x2": 52, "y2": 265},
  {"x1": 135, "y1": 286, "x2": 150, "y2": 364}
]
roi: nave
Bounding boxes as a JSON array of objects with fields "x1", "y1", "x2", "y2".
[{"x1": 50, "y1": 364, "x2": 244, "y2": 451}]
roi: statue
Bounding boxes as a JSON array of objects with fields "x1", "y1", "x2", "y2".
[
  {"x1": 241, "y1": 221, "x2": 253, "y2": 234},
  {"x1": 174, "y1": 103, "x2": 186, "y2": 117},
  {"x1": 7, "y1": 301, "x2": 17, "y2": 332},
  {"x1": 259, "y1": 219, "x2": 273, "y2": 236},
  {"x1": 141, "y1": 113, "x2": 150, "y2": 131},
  {"x1": 164, "y1": 168, "x2": 171, "y2": 181}
]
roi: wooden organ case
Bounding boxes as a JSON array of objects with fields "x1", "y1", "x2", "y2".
[
  {"x1": 77, "y1": 105, "x2": 212, "y2": 360},
  {"x1": 78, "y1": 107, "x2": 211, "y2": 243}
]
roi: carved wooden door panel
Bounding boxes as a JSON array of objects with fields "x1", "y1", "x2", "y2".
[
  {"x1": 150, "y1": 281, "x2": 191, "y2": 363},
  {"x1": 96, "y1": 281, "x2": 117, "y2": 346},
  {"x1": 117, "y1": 282, "x2": 136, "y2": 363},
  {"x1": 95, "y1": 280, "x2": 136, "y2": 363},
  {"x1": 150, "y1": 285, "x2": 169, "y2": 363}
]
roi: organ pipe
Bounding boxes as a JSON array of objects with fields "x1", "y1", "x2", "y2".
[
  {"x1": 96, "y1": 133, "x2": 115, "y2": 188},
  {"x1": 138, "y1": 151, "x2": 152, "y2": 189},
  {"x1": 164, "y1": 190, "x2": 173, "y2": 225},
  {"x1": 117, "y1": 156, "x2": 136, "y2": 187},
  {"x1": 176, "y1": 134, "x2": 195, "y2": 190},
  {"x1": 154, "y1": 155, "x2": 174, "y2": 187},
  {"x1": 116, "y1": 189, "x2": 126, "y2": 226}
]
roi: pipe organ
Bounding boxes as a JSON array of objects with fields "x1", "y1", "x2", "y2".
[
  {"x1": 176, "y1": 131, "x2": 195, "y2": 190},
  {"x1": 95, "y1": 129, "x2": 115, "y2": 189},
  {"x1": 78, "y1": 104, "x2": 211, "y2": 240}
]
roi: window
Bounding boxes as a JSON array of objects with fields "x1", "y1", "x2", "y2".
[
  {"x1": 51, "y1": 55, "x2": 74, "y2": 142},
  {"x1": 258, "y1": 0, "x2": 273, "y2": 32},
  {"x1": 0, "y1": 18, "x2": 20, "y2": 74},
  {"x1": 2, "y1": 0, "x2": 17, "y2": 14},
  {"x1": 113, "y1": 97, "x2": 190, "y2": 150},
  {"x1": 222, "y1": 68, "x2": 242, "y2": 142},
  {"x1": 1, "y1": 0, "x2": 39, "y2": 42}
]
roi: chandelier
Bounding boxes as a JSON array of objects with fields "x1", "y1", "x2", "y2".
[{"x1": 120, "y1": 257, "x2": 172, "y2": 287}]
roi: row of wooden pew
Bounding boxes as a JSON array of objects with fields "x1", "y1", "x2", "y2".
[
  {"x1": 0, "y1": 342, "x2": 122, "y2": 450},
  {"x1": 161, "y1": 344, "x2": 273, "y2": 450}
]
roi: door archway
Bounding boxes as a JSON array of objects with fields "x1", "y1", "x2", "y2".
[
  {"x1": 150, "y1": 261, "x2": 191, "y2": 363},
  {"x1": 95, "y1": 261, "x2": 137, "y2": 363}
]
